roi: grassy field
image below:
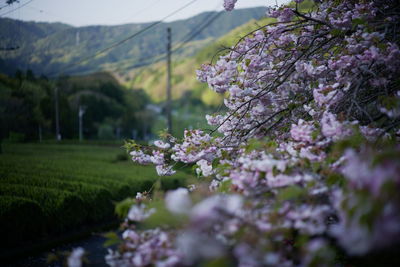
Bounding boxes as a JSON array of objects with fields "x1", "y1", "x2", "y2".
[{"x1": 0, "y1": 142, "x2": 188, "y2": 249}]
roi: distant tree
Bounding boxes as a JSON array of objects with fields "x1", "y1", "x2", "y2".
[
  {"x1": 121, "y1": 89, "x2": 152, "y2": 139},
  {"x1": 14, "y1": 69, "x2": 22, "y2": 81},
  {"x1": 26, "y1": 69, "x2": 35, "y2": 81}
]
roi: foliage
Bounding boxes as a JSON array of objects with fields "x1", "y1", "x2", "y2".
[
  {"x1": 0, "y1": 143, "x2": 188, "y2": 249},
  {"x1": 0, "y1": 8, "x2": 265, "y2": 76},
  {"x1": 0, "y1": 196, "x2": 45, "y2": 247},
  {"x1": 121, "y1": 17, "x2": 284, "y2": 138},
  {"x1": 0, "y1": 71, "x2": 151, "y2": 141},
  {"x1": 122, "y1": 17, "x2": 277, "y2": 106}
]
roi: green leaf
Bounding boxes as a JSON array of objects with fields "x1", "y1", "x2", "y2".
[
  {"x1": 277, "y1": 186, "x2": 306, "y2": 201},
  {"x1": 333, "y1": 132, "x2": 366, "y2": 153},
  {"x1": 294, "y1": 234, "x2": 309, "y2": 248},
  {"x1": 115, "y1": 197, "x2": 136, "y2": 218},
  {"x1": 311, "y1": 129, "x2": 320, "y2": 141},
  {"x1": 245, "y1": 139, "x2": 264, "y2": 153},
  {"x1": 266, "y1": 140, "x2": 278, "y2": 150},
  {"x1": 123, "y1": 139, "x2": 140, "y2": 152},
  {"x1": 288, "y1": 103, "x2": 297, "y2": 111},
  {"x1": 212, "y1": 158, "x2": 220, "y2": 169},
  {"x1": 218, "y1": 179, "x2": 232, "y2": 193},
  {"x1": 158, "y1": 129, "x2": 170, "y2": 139},
  {"x1": 272, "y1": 166, "x2": 279, "y2": 176},
  {"x1": 103, "y1": 231, "x2": 121, "y2": 247},
  {"x1": 326, "y1": 173, "x2": 345, "y2": 187},
  {"x1": 352, "y1": 18, "x2": 366, "y2": 27},
  {"x1": 311, "y1": 162, "x2": 321, "y2": 173},
  {"x1": 141, "y1": 200, "x2": 188, "y2": 229},
  {"x1": 203, "y1": 257, "x2": 231, "y2": 267},
  {"x1": 330, "y1": 29, "x2": 343, "y2": 36}
]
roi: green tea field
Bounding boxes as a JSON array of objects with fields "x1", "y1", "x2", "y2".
[{"x1": 0, "y1": 143, "x2": 187, "y2": 249}]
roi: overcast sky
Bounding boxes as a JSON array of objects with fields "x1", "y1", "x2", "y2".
[{"x1": 1, "y1": 0, "x2": 288, "y2": 27}]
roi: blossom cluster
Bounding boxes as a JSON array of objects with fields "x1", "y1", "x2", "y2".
[
  {"x1": 106, "y1": 228, "x2": 180, "y2": 267},
  {"x1": 103, "y1": 0, "x2": 400, "y2": 266},
  {"x1": 332, "y1": 147, "x2": 400, "y2": 255}
]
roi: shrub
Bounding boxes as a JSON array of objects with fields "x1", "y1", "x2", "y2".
[
  {"x1": 0, "y1": 196, "x2": 45, "y2": 247},
  {"x1": 0, "y1": 176, "x2": 114, "y2": 222},
  {"x1": 0, "y1": 184, "x2": 87, "y2": 232}
]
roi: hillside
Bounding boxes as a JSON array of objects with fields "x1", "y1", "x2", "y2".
[
  {"x1": 0, "y1": 7, "x2": 266, "y2": 76},
  {"x1": 118, "y1": 16, "x2": 276, "y2": 106}
]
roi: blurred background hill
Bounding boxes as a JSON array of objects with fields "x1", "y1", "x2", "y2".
[
  {"x1": 0, "y1": 5, "x2": 270, "y2": 142},
  {"x1": 0, "y1": 7, "x2": 265, "y2": 76}
]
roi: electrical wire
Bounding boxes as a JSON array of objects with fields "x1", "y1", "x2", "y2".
[
  {"x1": 109, "y1": 6, "x2": 224, "y2": 73},
  {"x1": 121, "y1": 0, "x2": 163, "y2": 24},
  {"x1": 0, "y1": 0, "x2": 22, "y2": 51},
  {"x1": 172, "y1": 11, "x2": 223, "y2": 54},
  {"x1": 47, "y1": 0, "x2": 199, "y2": 77},
  {"x1": 0, "y1": 0, "x2": 19, "y2": 10},
  {"x1": 0, "y1": 0, "x2": 33, "y2": 16},
  {"x1": 25, "y1": 5, "x2": 73, "y2": 23}
]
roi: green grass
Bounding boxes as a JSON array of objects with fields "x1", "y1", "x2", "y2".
[{"x1": 0, "y1": 143, "x2": 188, "y2": 247}]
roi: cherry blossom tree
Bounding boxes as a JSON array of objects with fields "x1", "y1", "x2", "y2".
[{"x1": 101, "y1": 0, "x2": 400, "y2": 266}]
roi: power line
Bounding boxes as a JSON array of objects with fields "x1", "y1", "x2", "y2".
[
  {"x1": 54, "y1": 8, "x2": 223, "y2": 77},
  {"x1": 0, "y1": 0, "x2": 33, "y2": 16},
  {"x1": 170, "y1": 1, "x2": 223, "y2": 54},
  {"x1": 172, "y1": 11, "x2": 223, "y2": 54},
  {"x1": 121, "y1": 0, "x2": 163, "y2": 24},
  {"x1": 25, "y1": 5, "x2": 73, "y2": 23},
  {"x1": 0, "y1": 0, "x2": 19, "y2": 10},
  {"x1": 0, "y1": 4, "x2": 9, "y2": 10},
  {"x1": 110, "y1": 9, "x2": 224, "y2": 73},
  {"x1": 69, "y1": 9, "x2": 223, "y2": 75},
  {"x1": 0, "y1": 0, "x2": 23, "y2": 51},
  {"x1": 47, "y1": 0, "x2": 199, "y2": 77}
]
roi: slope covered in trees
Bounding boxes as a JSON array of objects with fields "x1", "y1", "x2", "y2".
[
  {"x1": 0, "y1": 7, "x2": 265, "y2": 76},
  {"x1": 117, "y1": 16, "x2": 276, "y2": 106}
]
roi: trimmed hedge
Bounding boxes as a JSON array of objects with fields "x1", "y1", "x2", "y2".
[
  {"x1": 1, "y1": 175, "x2": 114, "y2": 222},
  {"x1": 0, "y1": 184, "x2": 86, "y2": 232},
  {"x1": 0, "y1": 143, "x2": 188, "y2": 248},
  {"x1": 0, "y1": 165, "x2": 132, "y2": 200},
  {"x1": 0, "y1": 196, "x2": 45, "y2": 247}
]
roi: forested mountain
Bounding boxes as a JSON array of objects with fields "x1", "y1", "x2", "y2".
[
  {"x1": 0, "y1": 7, "x2": 266, "y2": 76},
  {"x1": 119, "y1": 1, "x2": 315, "y2": 106},
  {"x1": 116, "y1": 16, "x2": 276, "y2": 106}
]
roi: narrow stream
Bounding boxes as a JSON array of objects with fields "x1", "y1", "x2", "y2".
[{"x1": 5, "y1": 232, "x2": 111, "y2": 267}]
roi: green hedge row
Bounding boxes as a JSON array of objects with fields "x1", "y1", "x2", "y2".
[
  {"x1": 0, "y1": 143, "x2": 188, "y2": 250},
  {"x1": 0, "y1": 196, "x2": 45, "y2": 247},
  {"x1": 0, "y1": 176, "x2": 114, "y2": 222},
  {"x1": 0, "y1": 168, "x2": 133, "y2": 200},
  {"x1": 0, "y1": 184, "x2": 87, "y2": 232},
  {"x1": 0, "y1": 179, "x2": 186, "y2": 248}
]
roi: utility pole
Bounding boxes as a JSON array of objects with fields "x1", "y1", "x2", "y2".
[
  {"x1": 38, "y1": 124, "x2": 42, "y2": 142},
  {"x1": 54, "y1": 87, "x2": 61, "y2": 141},
  {"x1": 79, "y1": 105, "x2": 86, "y2": 142},
  {"x1": 166, "y1": 27, "x2": 172, "y2": 135}
]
